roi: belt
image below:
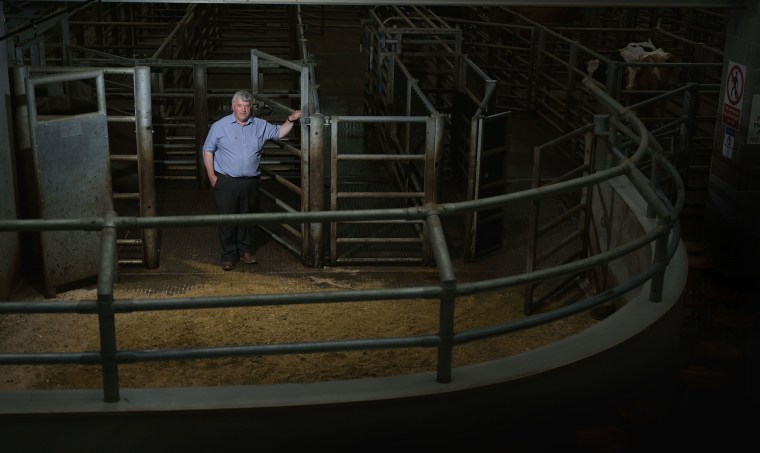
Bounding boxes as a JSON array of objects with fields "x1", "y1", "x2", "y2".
[{"x1": 215, "y1": 172, "x2": 259, "y2": 179}]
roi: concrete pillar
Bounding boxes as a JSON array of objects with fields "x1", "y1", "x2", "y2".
[{"x1": 705, "y1": 1, "x2": 760, "y2": 280}]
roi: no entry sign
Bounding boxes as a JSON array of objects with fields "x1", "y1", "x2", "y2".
[{"x1": 722, "y1": 60, "x2": 746, "y2": 129}]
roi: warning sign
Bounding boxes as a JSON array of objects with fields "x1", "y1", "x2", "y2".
[
  {"x1": 723, "y1": 104, "x2": 741, "y2": 129},
  {"x1": 723, "y1": 127, "x2": 736, "y2": 158},
  {"x1": 722, "y1": 61, "x2": 746, "y2": 129}
]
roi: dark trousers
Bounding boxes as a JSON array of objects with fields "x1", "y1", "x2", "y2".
[{"x1": 213, "y1": 174, "x2": 260, "y2": 262}]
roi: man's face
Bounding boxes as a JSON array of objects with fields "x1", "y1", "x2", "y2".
[{"x1": 232, "y1": 99, "x2": 252, "y2": 123}]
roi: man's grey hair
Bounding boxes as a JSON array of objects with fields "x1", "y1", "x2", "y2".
[{"x1": 232, "y1": 90, "x2": 253, "y2": 104}]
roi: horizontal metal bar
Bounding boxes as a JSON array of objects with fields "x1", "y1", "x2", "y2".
[
  {"x1": 336, "y1": 237, "x2": 422, "y2": 244},
  {"x1": 337, "y1": 154, "x2": 426, "y2": 161},
  {"x1": 336, "y1": 192, "x2": 425, "y2": 199}
]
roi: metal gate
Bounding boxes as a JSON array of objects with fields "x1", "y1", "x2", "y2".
[
  {"x1": 25, "y1": 70, "x2": 114, "y2": 297},
  {"x1": 14, "y1": 66, "x2": 160, "y2": 272},
  {"x1": 524, "y1": 126, "x2": 596, "y2": 315},
  {"x1": 248, "y1": 49, "x2": 316, "y2": 264},
  {"x1": 363, "y1": 6, "x2": 511, "y2": 263},
  {"x1": 464, "y1": 111, "x2": 511, "y2": 260},
  {"x1": 328, "y1": 115, "x2": 444, "y2": 265}
]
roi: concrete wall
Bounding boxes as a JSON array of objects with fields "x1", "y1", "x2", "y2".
[
  {"x1": 705, "y1": 1, "x2": 760, "y2": 280},
  {"x1": 0, "y1": 3, "x2": 20, "y2": 300}
]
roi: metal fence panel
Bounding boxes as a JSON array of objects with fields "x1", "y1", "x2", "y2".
[{"x1": 34, "y1": 113, "x2": 113, "y2": 295}]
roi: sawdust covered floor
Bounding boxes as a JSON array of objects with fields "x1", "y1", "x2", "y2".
[
  {"x1": 0, "y1": 174, "x2": 601, "y2": 391},
  {"x1": 1, "y1": 245, "x2": 599, "y2": 390}
]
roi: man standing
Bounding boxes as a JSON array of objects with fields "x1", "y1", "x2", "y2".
[{"x1": 202, "y1": 90, "x2": 302, "y2": 270}]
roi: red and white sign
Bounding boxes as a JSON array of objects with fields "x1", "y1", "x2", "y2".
[{"x1": 722, "y1": 61, "x2": 746, "y2": 129}]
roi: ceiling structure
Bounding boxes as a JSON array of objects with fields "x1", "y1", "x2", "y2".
[{"x1": 31, "y1": 0, "x2": 749, "y2": 8}]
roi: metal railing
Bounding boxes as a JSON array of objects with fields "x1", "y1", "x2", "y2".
[{"x1": 0, "y1": 79, "x2": 685, "y2": 403}]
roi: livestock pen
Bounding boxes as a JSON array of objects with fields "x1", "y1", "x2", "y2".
[
  {"x1": 3, "y1": 4, "x2": 743, "y2": 451},
  {"x1": 441, "y1": 6, "x2": 725, "y2": 220}
]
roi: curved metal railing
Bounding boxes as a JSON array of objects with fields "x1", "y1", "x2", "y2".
[{"x1": 0, "y1": 78, "x2": 685, "y2": 403}]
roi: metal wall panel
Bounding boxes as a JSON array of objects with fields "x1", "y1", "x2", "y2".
[{"x1": 34, "y1": 113, "x2": 113, "y2": 295}]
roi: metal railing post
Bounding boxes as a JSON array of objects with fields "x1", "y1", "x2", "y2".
[
  {"x1": 649, "y1": 220, "x2": 669, "y2": 303},
  {"x1": 135, "y1": 66, "x2": 159, "y2": 268},
  {"x1": 97, "y1": 211, "x2": 120, "y2": 402},
  {"x1": 193, "y1": 63, "x2": 209, "y2": 190},
  {"x1": 427, "y1": 212, "x2": 456, "y2": 384},
  {"x1": 594, "y1": 114, "x2": 611, "y2": 170},
  {"x1": 308, "y1": 113, "x2": 325, "y2": 267}
]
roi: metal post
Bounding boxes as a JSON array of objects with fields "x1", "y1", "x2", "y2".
[
  {"x1": 97, "y1": 211, "x2": 120, "y2": 402},
  {"x1": 593, "y1": 114, "x2": 610, "y2": 170},
  {"x1": 300, "y1": 65, "x2": 311, "y2": 260},
  {"x1": 135, "y1": 66, "x2": 159, "y2": 268},
  {"x1": 11, "y1": 66, "x2": 31, "y2": 152},
  {"x1": 679, "y1": 84, "x2": 697, "y2": 187},
  {"x1": 59, "y1": 13, "x2": 71, "y2": 67},
  {"x1": 250, "y1": 50, "x2": 260, "y2": 95},
  {"x1": 308, "y1": 113, "x2": 325, "y2": 267},
  {"x1": 423, "y1": 114, "x2": 445, "y2": 265},
  {"x1": 649, "y1": 221, "x2": 668, "y2": 303},
  {"x1": 193, "y1": 63, "x2": 209, "y2": 189},
  {"x1": 647, "y1": 155, "x2": 660, "y2": 220},
  {"x1": 427, "y1": 213, "x2": 455, "y2": 384},
  {"x1": 11, "y1": 66, "x2": 41, "y2": 282}
]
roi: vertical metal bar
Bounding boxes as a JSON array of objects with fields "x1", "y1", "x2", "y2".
[
  {"x1": 405, "y1": 79, "x2": 413, "y2": 150},
  {"x1": 424, "y1": 115, "x2": 440, "y2": 204},
  {"x1": 427, "y1": 213, "x2": 455, "y2": 384},
  {"x1": 649, "y1": 221, "x2": 668, "y2": 303},
  {"x1": 135, "y1": 66, "x2": 159, "y2": 268},
  {"x1": 606, "y1": 60, "x2": 619, "y2": 98},
  {"x1": 59, "y1": 13, "x2": 71, "y2": 67},
  {"x1": 329, "y1": 117, "x2": 339, "y2": 263},
  {"x1": 300, "y1": 66, "x2": 310, "y2": 259},
  {"x1": 647, "y1": 158, "x2": 660, "y2": 220},
  {"x1": 524, "y1": 145, "x2": 542, "y2": 314},
  {"x1": 593, "y1": 114, "x2": 611, "y2": 169},
  {"x1": 12, "y1": 66, "x2": 31, "y2": 152},
  {"x1": 11, "y1": 66, "x2": 41, "y2": 285},
  {"x1": 97, "y1": 210, "x2": 120, "y2": 402},
  {"x1": 463, "y1": 114, "x2": 478, "y2": 261},
  {"x1": 25, "y1": 78, "x2": 39, "y2": 150},
  {"x1": 680, "y1": 84, "x2": 697, "y2": 190},
  {"x1": 423, "y1": 114, "x2": 444, "y2": 265},
  {"x1": 193, "y1": 63, "x2": 209, "y2": 189},
  {"x1": 527, "y1": 26, "x2": 541, "y2": 108},
  {"x1": 580, "y1": 132, "x2": 594, "y2": 281},
  {"x1": 95, "y1": 72, "x2": 106, "y2": 114},
  {"x1": 308, "y1": 113, "x2": 325, "y2": 268},
  {"x1": 432, "y1": 114, "x2": 445, "y2": 200},
  {"x1": 565, "y1": 41, "x2": 579, "y2": 130},
  {"x1": 250, "y1": 50, "x2": 260, "y2": 95},
  {"x1": 300, "y1": 62, "x2": 309, "y2": 116},
  {"x1": 23, "y1": 72, "x2": 51, "y2": 294}
]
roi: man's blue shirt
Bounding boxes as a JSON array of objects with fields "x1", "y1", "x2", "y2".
[{"x1": 202, "y1": 114, "x2": 281, "y2": 177}]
